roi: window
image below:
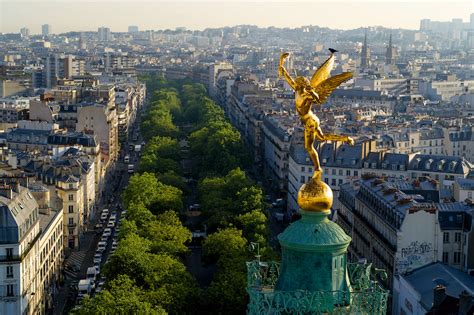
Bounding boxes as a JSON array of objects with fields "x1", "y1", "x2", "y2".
[
  {"x1": 442, "y1": 252, "x2": 449, "y2": 263},
  {"x1": 332, "y1": 169, "x2": 336, "y2": 175},
  {"x1": 338, "y1": 179, "x2": 343, "y2": 185},
  {"x1": 324, "y1": 178, "x2": 328, "y2": 184},
  {"x1": 454, "y1": 252, "x2": 461, "y2": 264},
  {"x1": 346, "y1": 170, "x2": 351, "y2": 176},
  {"x1": 443, "y1": 232, "x2": 450, "y2": 244},
  {"x1": 68, "y1": 218, "x2": 74, "y2": 225},
  {"x1": 331, "y1": 179, "x2": 336, "y2": 186},
  {"x1": 455, "y1": 232, "x2": 461, "y2": 243},
  {"x1": 6, "y1": 266, "x2": 13, "y2": 278},
  {"x1": 301, "y1": 167, "x2": 305, "y2": 172},
  {"x1": 354, "y1": 171, "x2": 359, "y2": 176},
  {"x1": 5, "y1": 248, "x2": 13, "y2": 259},
  {"x1": 68, "y1": 194, "x2": 74, "y2": 201},
  {"x1": 300, "y1": 176, "x2": 305, "y2": 184},
  {"x1": 6, "y1": 284, "x2": 13, "y2": 297},
  {"x1": 339, "y1": 169, "x2": 343, "y2": 176},
  {"x1": 68, "y1": 228, "x2": 74, "y2": 235},
  {"x1": 68, "y1": 205, "x2": 74, "y2": 213}
]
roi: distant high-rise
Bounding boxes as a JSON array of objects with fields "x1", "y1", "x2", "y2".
[
  {"x1": 20, "y1": 27, "x2": 30, "y2": 37},
  {"x1": 128, "y1": 25, "x2": 139, "y2": 33},
  {"x1": 360, "y1": 29, "x2": 369, "y2": 69},
  {"x1": 98, "y1": 27, "x2": 111, "y2": 41},
  {"x1": 471, "y1": 13, "x2": 474, "y2": 29},
  {"x1": 385, "y1": 33, "x2": 395, "y2": 65},
  {"x1": 420, "y1": 19, "x2": 431, "y2": 31},
  {"x1": 41, "y1": 24, "x2": 51, "y2": 36}
]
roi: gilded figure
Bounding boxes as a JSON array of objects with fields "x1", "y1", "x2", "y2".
[{"x1": 279, "y1": 49, "x2": 354, "y2": 178}]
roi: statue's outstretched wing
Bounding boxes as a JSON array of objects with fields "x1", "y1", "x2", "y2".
[
  {"x1": 313, "y1": 72, "x2": 353, "y2": 105},
  {"x1": 310, "y1": 52, "x2": 335, "y2": 88}
]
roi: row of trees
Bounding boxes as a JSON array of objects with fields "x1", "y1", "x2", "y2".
[{"x1": 178, "y1": 82, "x2": 274, "y2": 313}]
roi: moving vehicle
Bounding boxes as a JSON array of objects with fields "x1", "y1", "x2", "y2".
[
  {"x1": 97, "y1": 241, "x2": 107, "y2": 252},
  {"x1": 124, "y1": 155, "x2": 130, "y2": 163},
  {"x1": 127, "y1": 164, "x2": 134, "y2": 174},
  {"x1": 103, "y1": 228, "x2": 112, "y2": 237},
  {"x1": 86, "y1": 267, "x2": 97, "y2": 282},
  {"x1": 93, "y1": 253, "x2": 102, "y2": 264},
  {"x1": 78, "y1": 279, "x2": 92, "y2": 297},
  {"x1": 134, "y1": 144, "x2": 141, "y2": 152}
]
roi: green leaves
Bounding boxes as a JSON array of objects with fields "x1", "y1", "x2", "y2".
[
  {"x1": 122, "y1": 172, "x2": 183, "y2": 214},
  {"x1": 74, "y1": 275, "x2": 165, "y2": 315}
]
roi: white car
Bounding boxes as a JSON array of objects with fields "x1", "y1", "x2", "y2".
[
  {"x1": 103, "y1": 228, "x2": 112, "y2": 237},
  {"x1": 107, "y1": 221, "x2": 115, "y2": 228},
  {"x1": 97, "y1": 241, "x2": 107, "y2": 252},
  {"x1": 111, "y1": 241, "x2": 118, "y2": 250},
  {"x1": 93, "y1": 253, "x2": 102, "y2": 264},
  {"x1": 100, "y1": 213, "x2": 108, "y2": 221}
]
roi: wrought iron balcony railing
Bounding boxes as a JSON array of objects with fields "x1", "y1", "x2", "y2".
[{"x1": 246, "y1": 260, "x2": 389, "y2": 315}]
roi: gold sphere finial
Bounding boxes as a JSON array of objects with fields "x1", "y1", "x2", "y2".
[{"x1": 297, "y1": 174, "x2": 333, "y2": 213}]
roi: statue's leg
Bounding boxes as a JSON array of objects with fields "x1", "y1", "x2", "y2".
[
  {"x1": 304, "y1": 127, "x2": 322, "y2": 176},
  {"x1": 315, "y1": 127, "x2": 354, "y2": 145}
]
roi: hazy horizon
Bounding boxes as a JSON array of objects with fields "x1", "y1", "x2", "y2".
[{"x1": 1, "y1": 0, "x2": 473, "y2": 34}]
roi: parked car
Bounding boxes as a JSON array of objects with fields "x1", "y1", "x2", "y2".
[
  {"x1": 107, "y1": 221, "x2": 115, "y2": 228},
  {"x1": 103, "y1": 228, "x2": 112, "y2": 237},
  {"x1": 111, "y1": 241, "x2": 118, "y2": 250},
  {"x1": 97, "y1": 241, "x2": 107, "y2": 252},
  {"x1": 93, "y1": 253, "x2": 102, "y2": 264},
  {"x1": 100, "y1": 234, "x2": 109, "y2": 243},
  {"x1": 100, "y1": 213, "x2": 108, "y2": 221},
  {"x1": 86, "y1": 267, "x2": 97, "y2": 282},
  {"x1": 93, "y1": 262, "x2": 100, "y2": 274},
  {"x1": 272, "y1": 198, "x2": 286, "y2": 208}
]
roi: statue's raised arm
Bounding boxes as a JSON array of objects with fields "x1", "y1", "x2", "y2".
[{"x1": 279, "y1": 52, "x2": 296, "y2": 89}]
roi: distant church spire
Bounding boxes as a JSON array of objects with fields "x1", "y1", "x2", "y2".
[
  {"x1": 386, "y1": 33, "x2": 394, "y2": 65},
  {"x1": 360, "y1": 29, "x2": 369, "y2": 69}
]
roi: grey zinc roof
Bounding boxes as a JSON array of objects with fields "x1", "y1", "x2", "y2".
[
  {"x1": 456, "y1": 178, "x2": 474, "y2": 190},
  {"x1": 319, "y1": 143, "x2": 363, "y2": 168},
  {"x1": 403, "y1": 262, "x2": 474, "y2": 310},
  {"x1": 419, "y1": 128, "x2": 444, "y2": 140},
  {"x1": 359, "y1": 178, "x2": 418, "y2": 229},
  {"x1": 449, "y1": 130, "x2": 472, "y2": 142},
  {"x1": 289, "y1": 143, "x2": 312, "y2": 166},
  {"x1": 409, "y1": 154, "x2": 472, "y2": 175}
]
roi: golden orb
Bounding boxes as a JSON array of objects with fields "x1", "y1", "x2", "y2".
[{"x1": 297, "y1": 177, "x2": 333, "y2": 213}]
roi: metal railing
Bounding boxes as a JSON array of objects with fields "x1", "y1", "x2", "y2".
[{"x1": 247, "y1": 261, "x2": 389, "y2": 315}]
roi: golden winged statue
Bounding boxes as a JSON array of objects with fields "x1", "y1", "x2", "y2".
[{"x1": 279, "y1": 49, "x2": 354, "y2": 178}]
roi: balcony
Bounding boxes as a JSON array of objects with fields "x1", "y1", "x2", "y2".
[{"x1": 246, "y1": 260, "x2": 388, "y2": 314}]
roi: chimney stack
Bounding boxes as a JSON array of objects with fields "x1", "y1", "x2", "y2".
[
  {"x1": 459, "y1": 290, "x2": 474, "y2": 315},
  {"x1": 433, "y1": 284, "x2": 446, "y2": 309}
]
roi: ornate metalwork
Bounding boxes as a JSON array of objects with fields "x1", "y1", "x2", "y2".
[{"x1": 247, "y1": 261, "x2": 389, "y2": 315}]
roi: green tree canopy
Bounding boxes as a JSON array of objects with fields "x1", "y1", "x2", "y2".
[
  {"x1": 202, "y1": 228, "x2": 248, "y2": 263},
  {"x1": 74, "y1": 275, "x2": 165, "y2": 315},
  {"x1": 145, "y1": 210, "x2": 192, "y2": 256},
  {"x1": 104, "y1": 233, "x2": 154, "y2": 285},
  {"x1": 144, "y1": 254, "x2": 200, "y2": 314},
  {"x1": 122, "y1": 172, "x2": 183, "y2": 213}
]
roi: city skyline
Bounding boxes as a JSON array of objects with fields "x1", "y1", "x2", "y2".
[{"x1": 1, "y1": 0, "x2": 472, "y2": 34}]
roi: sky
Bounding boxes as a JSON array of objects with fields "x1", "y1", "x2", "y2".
[{"x1": 1, "y1": 0, "x2": 473, "y2": 34}]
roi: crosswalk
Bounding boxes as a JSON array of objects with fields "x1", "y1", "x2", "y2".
[{"x1": 64, "y1": 251, "x2": 87, "y2": 279}]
